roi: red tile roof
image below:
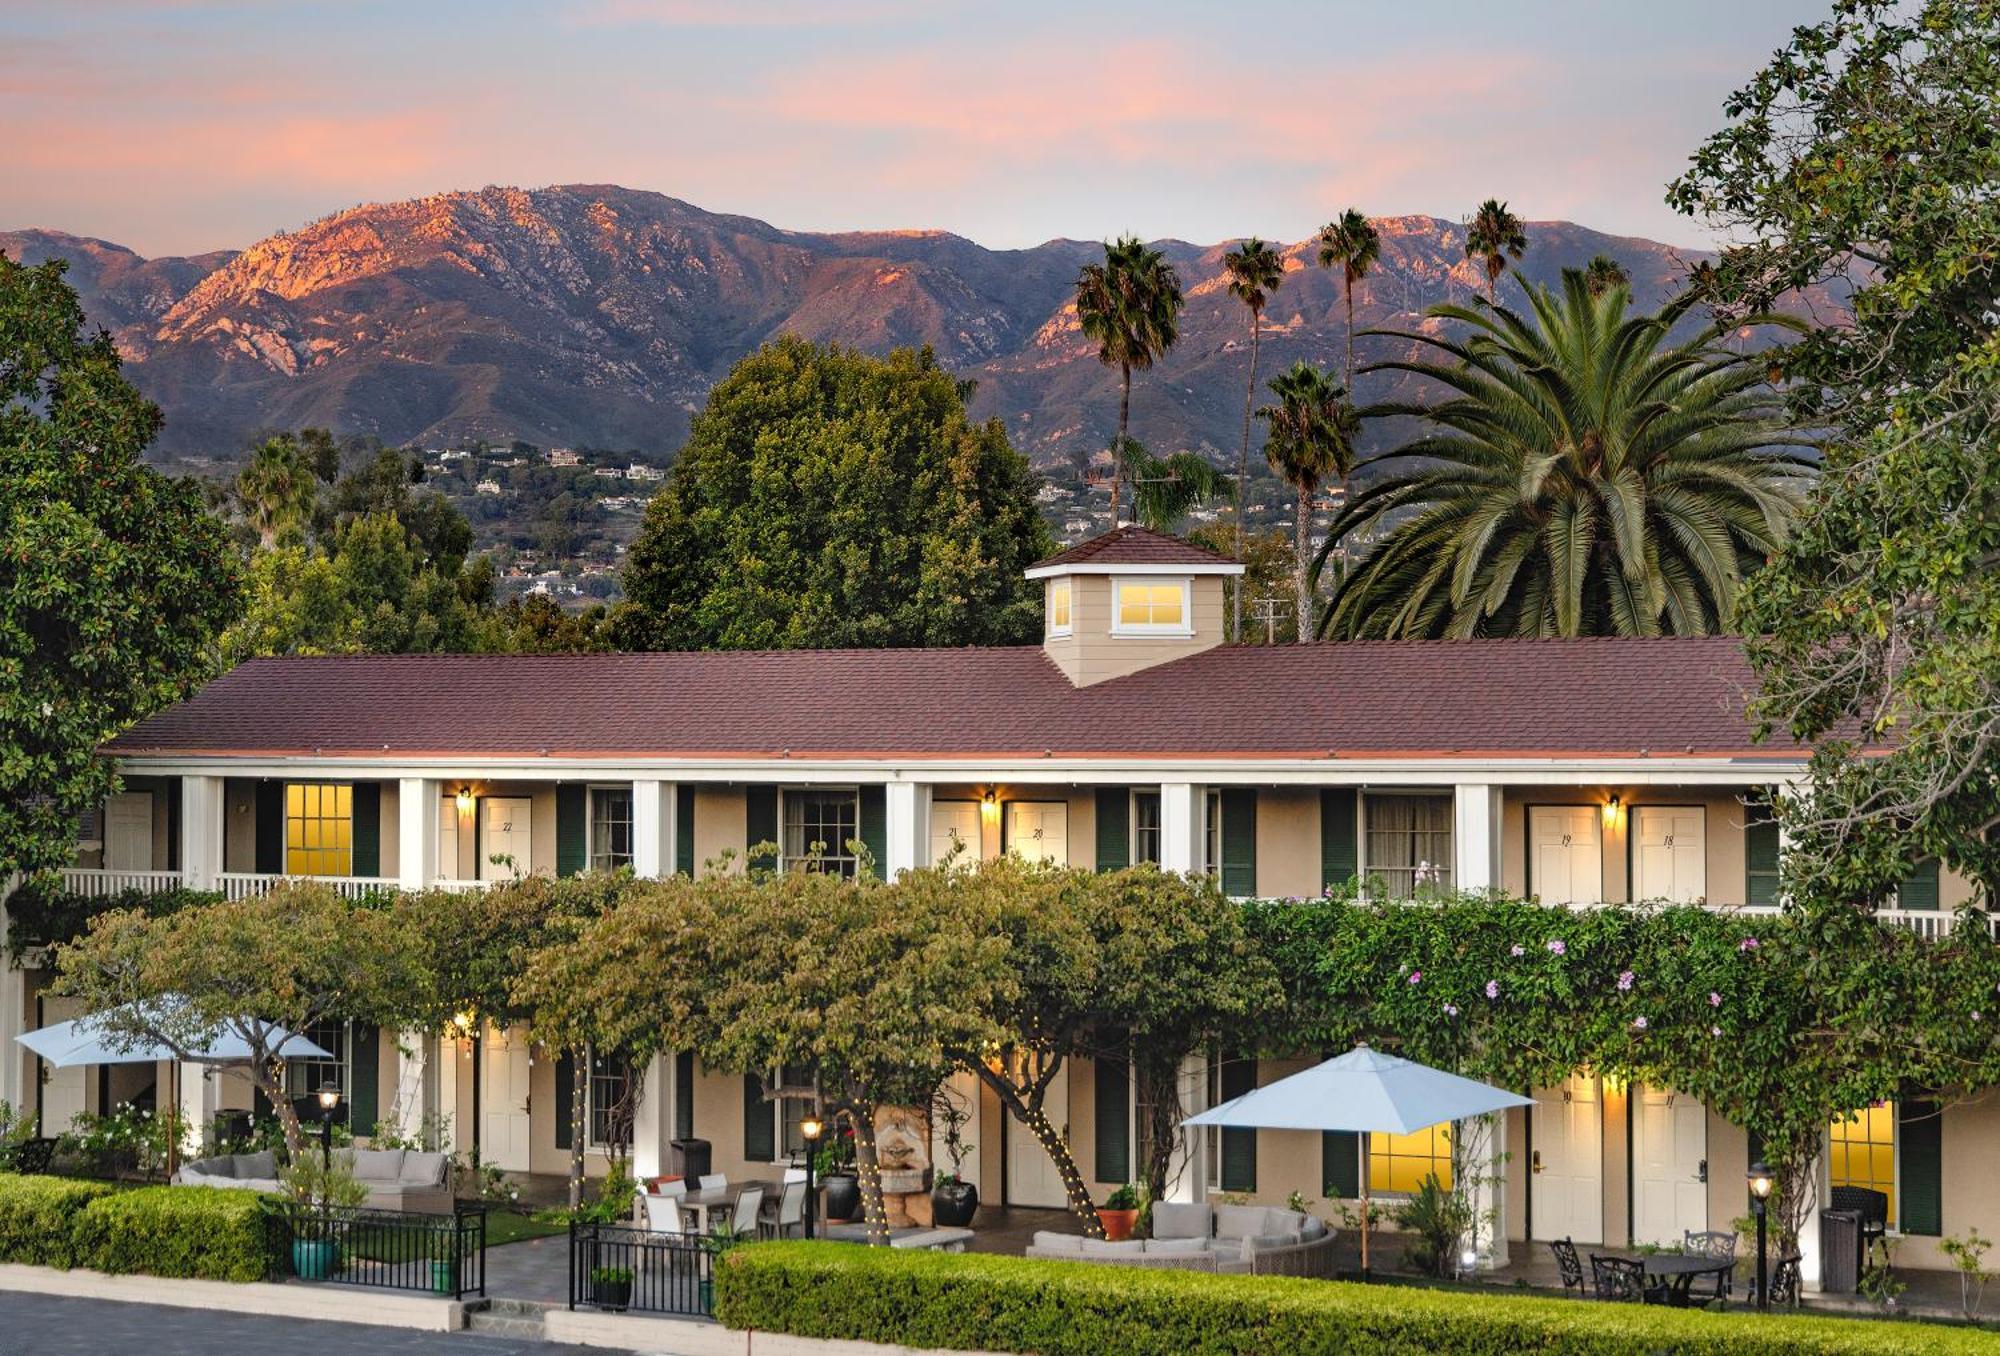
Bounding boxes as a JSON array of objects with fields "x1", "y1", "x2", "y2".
[
  {"x1": 106, "y1": 637, "x2": 1791, "y2": 762},
  {"x1": 1030, "y1": 526, "x2": 1238, "y2": 570}
]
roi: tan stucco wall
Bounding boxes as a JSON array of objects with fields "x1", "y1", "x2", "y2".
[
  {"x1": 1254, "y1": 790, "x2": 1321, "y2": 899},
  {"x1": 692, "y1": 788, "x2": 747, "y2": 875},
  {"x1": 379, "y1": 781, "x2": 401, "y2": 879},
  {"x1": 1042, "y1": 574, "x2": 1226, "y2": 687}
]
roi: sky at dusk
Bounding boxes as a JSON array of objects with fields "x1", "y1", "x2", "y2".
[{"x1": 4, "y1": 0, "x2": 1833, "y2": 259}]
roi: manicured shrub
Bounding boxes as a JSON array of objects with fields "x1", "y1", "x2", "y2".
[
  {"x1": 715, "y1": 1243, "x2": 2000, "y2": 1356},
  {"x1": 0, "y1": 1174, "x2": 115, "y2": 1267},
  {"x1": 70, "y1": 1186, "x2": 280, "y2": 1282}
]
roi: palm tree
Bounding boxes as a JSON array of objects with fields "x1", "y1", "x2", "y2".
[
  {"x1": 1257, "y1": 363, "x2": 1358, "y2": 642},
  {"x1": 1075, "y1": 236, "x2": 1185, "y2": 526},
  {"x1": 1582, "y1": 253, "x2": 1629, "y2": 298},
  {"x1": 1464, "y1": 199, "x2": 1527, "y2": 303},
  {"x1": 1315, "y1": 209, "x2": 1381, "y2": 388},
  {"x1": 235, "y1": 436, "x2": 321, "y2": 547},
  {"x1": 1222, "y1": 236, "x2": 1285, "y2": 638},
  {"x1": 1315, "y1": 269, "x2": 1815, "y2": 639},
  {"x1": 1118, "y1": 437, "x2": 1232, "y2": 534}
]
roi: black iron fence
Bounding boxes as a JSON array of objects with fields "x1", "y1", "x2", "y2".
[
  {"x1": 286, "y1": 1202, "x2": 487, "y2": 1300},
  {"x1": 569, "y1": 1221, "x2": 713, "y2": 1316}
]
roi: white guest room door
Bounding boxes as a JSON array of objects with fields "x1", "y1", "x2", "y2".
[
  {"x1": 1530, "y1": 806, "x2": 1602, "y2": 906},
  {"x1": 1006, "y1": 802, "x2": 1069, "y2": 866},
  {"x1": 104, "y1": 792, "x2": 153, "y2": 871},
  {"x1": 1007, "y1": 1060, "x2": 1069, "y2": 1208},
  {"x1": 1532, "y1": 1075, "x2": 1604, "y2": 1244},
  {"x1": 929, "y1": 800, "x2": 982, "y2": 866},
  {"x1": 1631, "y1": 1086, "x2": 1708, "y2": 1245},
  {"x1": 480, "y1": 797, "x2": 533, "y2": 880},
  {"x1": 480, "y1": 1023, "x2": 533, "y2": 1173},
  {"x1": 1632, "y1": 807, "x2": 1706, "y2": 903}
]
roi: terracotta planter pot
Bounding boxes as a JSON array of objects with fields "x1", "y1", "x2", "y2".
[{"x1": 1099, "y1": 1207, "x2": 1139, "y2": 1241}]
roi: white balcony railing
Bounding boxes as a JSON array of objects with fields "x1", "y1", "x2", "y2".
[
  {"x1": 216, "y1": 872, "x2": 393, "y2": 901},
  {"x1": 57, "y1": 867, "x2": 186, "y2": 897}
]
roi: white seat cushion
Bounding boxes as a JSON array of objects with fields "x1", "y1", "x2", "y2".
[
  {"x1": 1029, "y1": 1231, "x2": 1085, "y2": 1256},
  {"x1": 1149, "y1": 1201, "x2": 1214, "y2": 1240},
  {"x1": 351, "y1": 1148, "x2": 406, "y2": 1182},
  {"x1": 1079, "y1": 1238, "x2": 1145, "y2": 1257},
  {"x1": 1142, "y1": 1237, "x2": 1210, "y2": 1257}
]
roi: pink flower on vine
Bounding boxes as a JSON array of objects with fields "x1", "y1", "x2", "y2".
[
  {"x1": 1617, "y1": 970, "x2": 1635, "y2": 991},
  {"x1": 1711, "y1": 1025, "x2": 1723, "y2": 1037},
  {"x1": 1510, "y1": 944, "x2": 1526, "y2": 957},
  {"x1": 1709, "y1": 991, "x2": 1722, "y2": 1007},
  {"x1": 1547, "y1": 939, "x2": 1566, "y2": 956},
  {"x1": 1408, "y1": 971, "x2": 1422, "y2": 985},
  {"x1": 1632, "y1": 1016, "x2": 1649, "y2": 1030},
  {"x1": 1485, "y1": 980, "x2": 1500, "y2": 1000},
  {"x1": 1443, "y1": 1002, "x2": 1459, "y2": 1017},
  {"x1": 1740, "y1": 937, "x2": 1760, "y2": 951}
]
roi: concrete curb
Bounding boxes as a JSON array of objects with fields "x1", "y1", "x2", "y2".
[
  {"x1": 544, "y1": 1310, "x2": 1008, "y2": 1356},
  {"x1": 0, "y1": 1263, "x2": 467, "y2": 1331}
]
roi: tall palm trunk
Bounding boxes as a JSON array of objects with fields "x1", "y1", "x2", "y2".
[
  {"x1": 1109, "y1": 363, "x2": 1131, "y2": 526},
  {"x1": 1234, "y1": 309, "x2": 1261, "y2": 641},
  {"x1": 1344, "y1": 276, "x2": 1357, "y2": 390},
  {"x1": 1293, "y1": 477, "x2": 1314, "y2": 643}
]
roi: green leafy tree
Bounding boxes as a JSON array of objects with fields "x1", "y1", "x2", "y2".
[
  {"x1": 1317, "y1": 270, "x2": 1814, "y2": 638},
  {"x1": 1075, "y1": 237, "x2": 1185, "y2": 526},
  {"x1": 1464, "y1": 199, "x2": 1528, "y2": 303},
  {"x1": 51, "y1": 884, "x2": 424, "y2": 1155},
  {"x1": 1223, "y1": 237, "x2": 1286, "y2": 637},
  {"x1": 235, "y1": 433, "x2": 336, "y2": 547},
  {"x1": 1581, "y1": 254, "x2": 1629, "y2": 300},
  {"x1": 617, "y1": 337, "x2": 1052, "y2": 651},
  {"x1": 1258, "y1": 363, "x2": 1358, "y2": 642},
  {"x1": 1316, "y1": 209, "x2": 1382, "y2": 388},
  {"x1": 0, "y1": 253, "x2": 242, "y2": 881},
  {"x1": 1117, "y1": 438, "x2": 1231, "y2": 535},
  {"x1": 1669, "y1": 0, "x2": 2000, "y2": 909}
]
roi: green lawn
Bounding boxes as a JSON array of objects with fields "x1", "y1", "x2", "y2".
[{"x1": 483, "y1": 1209, "x2": 568, "y2": 1247}]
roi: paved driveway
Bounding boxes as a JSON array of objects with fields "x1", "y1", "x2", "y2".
[{"x1": 0, "y1": 1293, "x2": 601, "y2": 1355}]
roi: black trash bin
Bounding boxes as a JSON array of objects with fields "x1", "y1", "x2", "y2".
[
  {"x1": 1820, "y1": 1208, "x2": 1862, "y2": 1294},
  {"x1": 671, "y1": 1137, "x2": 712, "y2": 1180}
]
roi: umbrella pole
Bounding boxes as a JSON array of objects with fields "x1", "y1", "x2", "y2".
[{"x1": 1360, "y1": 1136, "x2": 1371, "y2": 1283}]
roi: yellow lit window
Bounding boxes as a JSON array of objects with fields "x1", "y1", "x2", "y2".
[
  {"x1": 285, "y1": 783, "x2": 353, "y2": 878},
  {"x1": 1829, "y1": 1101, "x2": 1896, "y2": 1227},
  {"x1": 1370, "y1": 1124, "x2": 1452, "y2": 1195},
  {"x1": 1047, "y1": 577, "x2": 1072, "y2": 636},
  {"x1": 1114, "y1": 581, "x2": 1187, "y2": 631}
]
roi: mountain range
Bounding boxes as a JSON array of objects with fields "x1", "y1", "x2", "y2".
[{"x1": 6, "y1": 185, "x2": 1737, "y2": 469}]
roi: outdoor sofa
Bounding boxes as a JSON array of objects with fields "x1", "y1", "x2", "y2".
[
  {"x1": 1026, "y1": 1202, "x2": 1338, "y2": 1277},
  {"x1": 173, "y1": 1147, "x2": 453, "y2": 1213}
]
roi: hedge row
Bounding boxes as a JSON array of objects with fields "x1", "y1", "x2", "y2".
[
  {"x1": 0, "y1": 1176, "x2": 276, "y2": 1282},
  {"x1": 713, "y1": 1244, "x2": 1998, "y2": 1356}
]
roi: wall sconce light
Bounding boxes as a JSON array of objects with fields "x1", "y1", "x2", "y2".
[
  {"x1": 1602, "y1": 794, "x2": 1622, "y2": 827},
  {"x1": 980, "y1": 787, "x2": 1001, "y2": 823},
  {"x1": 455, "y1": 786, "x2": 475, "y2": 816}
]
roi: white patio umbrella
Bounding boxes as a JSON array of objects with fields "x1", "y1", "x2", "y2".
[{"x1": 1184, "y1": 1044, "x2": 1532, "y2": 1277}]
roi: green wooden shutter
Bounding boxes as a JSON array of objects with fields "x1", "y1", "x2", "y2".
[
  {"x1": 554, "y1": 1049, "x2": 575, "y2": 1151},
  {"x1": 1219, "y1": 1056, "x2": 1257, "y2": 1193},
  {"x1": 348, "y1": 1021, "x2": 379, "y2": 1134},
  {"x1": 1321, "y1": 788, "x2": 1358, "y2": 893},
  {"x1": 255, "y1": 781, "x2": 284, "y2": 875},
  {"x1": 556, "y1": 785, "x2": 587, "y2": 877},
  {"x1": 1094, "y1": 1049, "x2": 1130, "y2": 1185},
  {"x1": 1095, "y1": 787, "x2": 1129, "y2": 871},
  {"x1": 1323, "y1": 1131, "x2": 1360, "y2": 1199},
  {"x1": 745, "y1": 786, "x2": 778, "y2": 869},
  {"x1": 674, "y1": 787, "x2": 696, "y2": 876},
  {"x1": 1220, "y1": 789, "x2": 1257, "y2": 897},
  {"x1": 674, "y1": 1051, "x2": 695, "y2": 1141},
  {"x1": 743, "y1": 1074, "x2": 774, "y2": 1162},
  {"x1": 1900, "y1": 1092, "x2": 1942, "y2": 1236},
  {"x1": 1745, "y1": 804, "x2": 1781, "y2": 908},
  {"x1": 165, "y1": 780, "x2": 182, "y2": 872},
  {"x1": 858, "y1": 786, "x2": 887, "y2": 877},
  {"x1": 1899, "y1": 859, "x2": 1941, "y2": 911},
  {"x1": 350, "y1": 783, "x2": 381, "y2": 878}
]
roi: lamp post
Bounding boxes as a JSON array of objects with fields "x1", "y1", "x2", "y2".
[
  {"x1": 317, "y1": 1081, "x2": 342, "y2": 1166},
  {"x1": 1748, "y1": 1160, "x2": 1774, "y2": 1311},
  {"x1": 800, "y1": 1113, "x2": 824, "y2": 1241}
]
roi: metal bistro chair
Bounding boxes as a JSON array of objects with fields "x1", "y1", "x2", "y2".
[
  {"x1": 761, "y1": 1177, "x2": 808, "y2": 1239},
  {"x1": 1547, "y1": 1237, "x2": 1586, "y2": 1297},
  {"x1": 1590, "y1": 1254, "x2": 1664, "y2": 1305},
  {"x1": 1684, "y1": 1229, "x2": 1738, "y2": 1302},
  {"x1": 640, "y1": 1188, "x2": 690, "y2": 1235},
  {"x1": 724, "y1": 1185, "x2": 765, "y2": 1239}
]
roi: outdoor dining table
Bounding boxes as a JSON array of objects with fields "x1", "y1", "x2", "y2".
[
  {"x1": 670, "y1": 1179, "x2": 779, "y2": 1234},
  {"x1": 1632, "y1": 1253, "x2": 1736, "y2": 1306}
]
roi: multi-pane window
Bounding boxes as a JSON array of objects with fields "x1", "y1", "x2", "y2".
[
  {"x1": 589, "y1": 1052, "x2": 634, "y2": 1149},
  {"x1": 285, "y1": 1018, "x2": 350, "y2": 1103},
  {"x1": 1829, "y1": 1101, "x2": 1897, "y2": 1228},
  {"x1": 1363, "y1": 794, "x2": 1453, "y2": 899},
  {"x1": 766, "y1": 1063, "x2": 816, "y2": 1159},
  {"x1": 1370, "y1": 1125, "x2": 1453, "y2": 1194},
  {"x1": 783, "y1": 791, "x2": 859, "y2": 877},
  {"x1": 1113, "y1": 580, "x2": 1188, "y2": 633},
  {"x1": 1047, "y1": 578, "x2": 1073, "y2": 637},
  {"x1": 590, "y1": 787, "x2": 633, "y2": 872},
  {"x1": 286, "y1": 783, "x2": 352, "y2": 877},
  {"x1": 1132, "y1": 791, "x2": 1162, "y2": 865}
]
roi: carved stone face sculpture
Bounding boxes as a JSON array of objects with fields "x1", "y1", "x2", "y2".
[{"x1": 874, "y1": 1103, "x2": 931, "y2": 1173}]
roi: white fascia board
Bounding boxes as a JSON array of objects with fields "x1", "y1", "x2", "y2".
[{"x1": 1023, "y1": 561, "x2": 1244, "y2": 580}]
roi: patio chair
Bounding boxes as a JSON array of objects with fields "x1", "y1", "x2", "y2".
[
  {"x1": 640, "y1": 1188, "x2": 690, "y2": 1235},
  {"x1": 725, "y1": 1185, "x2": 765, "y2": 1238},
  {"x1": 761, "y1": 1178, "x2": 807, "y2": 1239},
  {"x1": 1683, "y1": 1230, "x2": 1737, "y2": 1302},
  {"x1": 1590, "y1": 1254, "x2": 1663, "y2": 1304},
  {"x1": 13, "y1": 1138, "x2": 57, "y2": 1176},
  {"x1": 698, "y1": 1173, "x2": 728, "y2": 1190},
  {"x1": 1829, "y1": 1186, "x2": 1887, "y2": 1260},
  {"x1": 781, "y1": 1166, "x2": 808, "y2": 1184},
  {"x1": 1547, "y1": 1237, "x2": 1585, "y2": 1297}
]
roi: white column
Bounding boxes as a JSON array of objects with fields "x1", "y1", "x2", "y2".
[
  {"x1": 180, "y1": 775, "x2": 224, "y2": 889},
  {"x1": 883, "y1": 782, "x2": 930, "y2": 878},
  {"x1": 1453, "y1": 783, "x2": 1502, "y2": 893},
  {"x1": 1158, "y1": 783, "x2": 1206, "y2": 876},
  {"x1": 1798, "y1": 1148, "x2": 1825, "y2": 1291},
  {"x1": 1165, "y1": 1051, "x2": 1208, "y2": 1203},
  {"x1": 631, "y1": 1054, "x2": 671, "y2": 1179},
  {"x1": 632, "y1": 780, "x2": 665, "y2": 878},
  {"x1": 179, "y1": 1061, "x2": 221, "y2": 1156},
  {"x1": 1466, "y1": 1111, "x2": 1510, "y2": 1270},
  {"x1": 398, "y1": 777, "x2": 437, "y2": 890}
]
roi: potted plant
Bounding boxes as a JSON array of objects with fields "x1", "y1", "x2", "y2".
[
  {"x1": 1100, "y1": 1183, "x2": 1142, "y2": 1241},
  {"x1": 278, "y1": 1148, "x2": 368, "y2": 1280},
  {"x1": 929, "y1": 1085, "x2": 978, "y2": 1228},
  {"x1": 590, "y1": 1264, "x2": 634, "y2": 1311},
  {"x1": 816, "y1": 1124, "x2": 860, "y2": 1223}
]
